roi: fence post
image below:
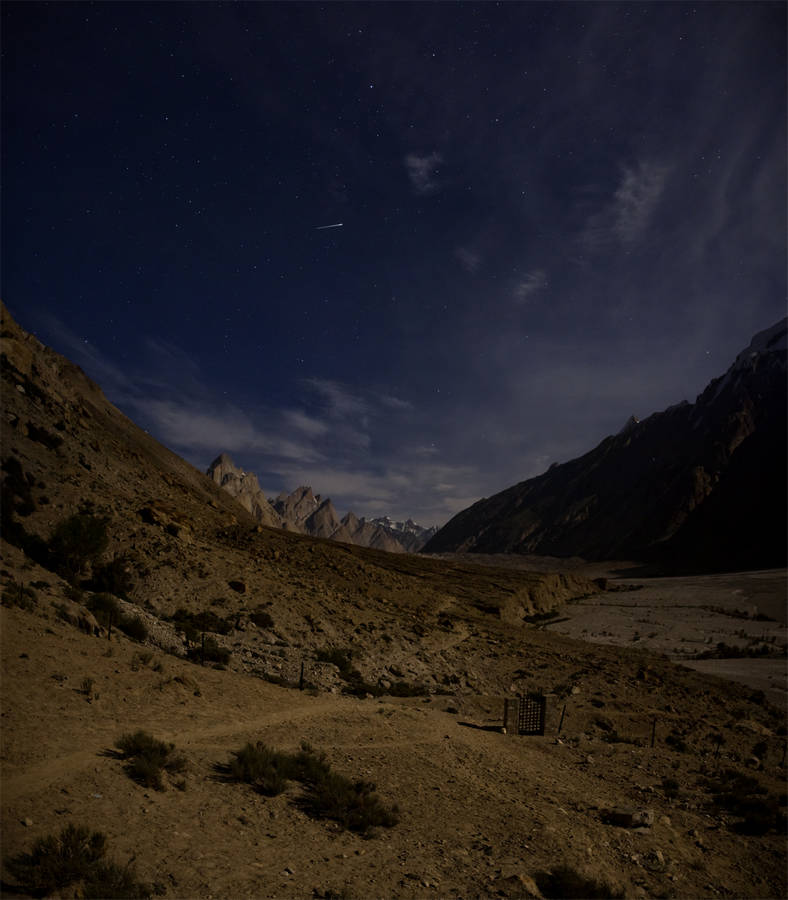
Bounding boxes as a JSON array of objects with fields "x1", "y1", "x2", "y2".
[
  {"x1": 650, "y1": 718, "x2": 656, "y2": 748},
  {"x1": 299, "y1": 661, "x2": 305, "y2": 691},
  {"x1": 558, "y1": 704, "x2": 566, "y2": 734}
]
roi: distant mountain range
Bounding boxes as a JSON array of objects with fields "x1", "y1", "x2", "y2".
[
  {"x1": 207, "y1": 454, "x2": 438, "y2": 553},
  {"x1": 424, "y1": 319, "x2": 787, "y2": 573}
]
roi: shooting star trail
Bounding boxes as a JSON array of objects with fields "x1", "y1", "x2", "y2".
[{"x1": 316, "y1": 223, "x2": 343, "y2": 230}]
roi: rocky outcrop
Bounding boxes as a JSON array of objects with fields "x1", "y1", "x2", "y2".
[
  {"x1": 207, "y1": 454, "x2": 282, "y2": 529},
  {"x1": 424, "y1": 319, "x2": 787, "y2": 573},
  {"x1": 207, "y1": 457, "x2": 426, "y2": 553}
]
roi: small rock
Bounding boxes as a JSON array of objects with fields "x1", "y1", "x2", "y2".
[
  {"x1": 22, "y1": 817, "x2": 33, "y2": 827},
  {"x1": 571, "y1": 686, "x2": 581, "y2": 695}
]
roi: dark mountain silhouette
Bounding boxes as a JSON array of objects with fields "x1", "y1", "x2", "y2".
[{"x1": 424, "y1": 320, "x2": 787, "y2": 573}]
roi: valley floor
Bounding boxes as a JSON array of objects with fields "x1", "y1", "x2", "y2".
[{"x1": 541, "y1": 568, "x2": 788, "y2": 707}]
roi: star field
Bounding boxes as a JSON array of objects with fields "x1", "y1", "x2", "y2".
[{"x1": 2, "y1": 1, "x2": 785, "y2": 524}]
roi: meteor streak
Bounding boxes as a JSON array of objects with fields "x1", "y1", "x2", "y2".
[{"x1": 316, "y1": 223, "x2": 343, "y2": 230}]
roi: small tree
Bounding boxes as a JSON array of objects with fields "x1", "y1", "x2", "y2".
[{"x1": 48, "y1": 510, "x2": 109, "y2": 581}]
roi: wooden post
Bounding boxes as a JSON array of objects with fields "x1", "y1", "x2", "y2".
[
  {"x1": 299, "y1": 661, "x2": 305, "y2": 691},
  {"x1": 650, "y1": 718, "x2": 656, "y2": 748},
  {"x1": 558, "y1": 704, "x2": 566, "y2": 734},
  {"x1": 107, "y1": 609, "x2": 113, "y2": 642}
]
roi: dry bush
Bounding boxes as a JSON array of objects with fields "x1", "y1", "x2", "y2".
[
  {"x1": 114, "y1": 730, "x2": 186, "y2": 791},
  {"x1": 223, "y1": 740, "x2": 398, "y2": 834},
  {"x1": 4, "y1": 823, "x2": 150, "y2": 898}
]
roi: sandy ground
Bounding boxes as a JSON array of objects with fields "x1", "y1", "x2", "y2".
[
  {"x1": 2, "y1": 602, "x2": 787, "y2": 900},
  {"x1": 543, "y1": 569, "x2": 788, "y2": 706}
]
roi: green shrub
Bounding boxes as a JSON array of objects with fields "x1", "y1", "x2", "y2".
[
  {"x1": 86, "y1": 593, "x2": 147, "y2": 643},
  {"x1": 186, "y1": 635, "x2": 230, "y2": 666},
  {"x1": 118, "y1": 615, "x2": 148, "y2": 643},
  {"x1": 4, "y1": 823, "x2": 149, "y2": 898},
  {"x1": 114, "y1": 730, "x2": 186, "y2": 791},
  {"x1": 662, "y1": 777, "x2": 681, "y2": 799},
  {"x1": 26, "y1": 422, "x2": 63, "y2": 450},
  {"x1": 171, "y1": 607, "x2": 233, "y2": 637},
  {"x1": 1, "y1": 583, "x2": 38, "y2": 611},
  {"x1": 702, "y1": 767, "x2": 784, "y2": 834},
  {"x1": 386, "y1": 680, "x2": 429, "y2": 697},
  {"x1": 89, "y1": 555, "x2": 134, "y2": 596},
  {"x1": 48, "y1": 510, "x2": 109, "y2": 581},
  {"x1": 536, "y1": 865, "x2": 625, "y2": 899},
  {"x1": 86, "y1": 591, "x2": 119, "y2": 627},
  {"x1": 315, "y1": 647, "x2": 356, "y2": 676},
  {"x1": 250, "y1": 609, "x2": 275, "y2": 629}
]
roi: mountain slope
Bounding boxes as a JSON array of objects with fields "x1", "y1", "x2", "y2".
[{"x1": 424, "y1": 320, "x2": 787, "y2": 572}]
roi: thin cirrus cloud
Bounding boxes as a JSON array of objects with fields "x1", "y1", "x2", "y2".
[
  {"x1": 582, "y1": 160, "x2": 671, "y2": 250},
  {"x1": 455, "y1": 246, "x2": 482, "y2": 273},
  {"x1": 404, "y1": 151, "x2": 443, "y2": 194},
  {"x1": 513, "y1": 270, "x2": 548, "y2": 304}
]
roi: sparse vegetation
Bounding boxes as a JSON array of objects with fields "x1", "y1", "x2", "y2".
[
  {"x1": 702, "y1": 767, "x2": 787, "y2": 835},
  {"x1": 114, "y1": 730, "x2": 187, "y2": 791},
  {"x1": 3, "y1": 823, "x2": 150, "y2": 898},
  {"x1": 89, "y1": 554, "x2": 134, "y2": 596},
  {"x1": 170, "y1": 606, "x2": 233, "y2": 640},
  {"x1": 535, "y1": 865, "x2": 625, "y2": 899},
  {"x1": 26, "y1": 421, "x2": 63, "y2": 451},
  {"x1": 314, "y1": 647, "x2": 427, "y2": 698},
  {"x1": 250, "y1": 608, "x2": 275, "y2": 629},
  {"x1": 1, "y1": 582, "x2": 38, "y2": 611},
  {"x1": 85, "y1": 592, "x2": 148, "y2": 642},
  {"x1": 47, "y1": 507, "x2": 109, "y2": 581},
  {"x1": 223, "y1": 740, "x2": 399, "y2": 834},
  {"x1": 696, "y1": 640, "x2": 787, "y2": 659},
  {"x1": 662, "y1": 776, "x2": 681, "y2": 799},
  {"x1": 186, "y1": 635, "x2": 231, "y2": 666}
]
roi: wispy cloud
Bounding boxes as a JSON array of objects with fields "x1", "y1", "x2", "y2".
[
  {"x1": 455, "y1": 246, "x2": 482, "y2": 273},
  {"x1": 613, "y1": 161, "x2": 671, "y2": 244},
  {"x1": 378, "y1": 393, "x2": 413, "y2": 411},
  {"x1": 513, "y1": 270, "x2": 548, "y2": 303},
  {"x1": 583, "y1": 160, "x2": 671, "y2": 250},
  {"x1": 283, "y1": 409, "x2": 329, "y2": 437},
  {"x1": 404, "y1": 151, "x2": 443, "y2": 194},
  {"x1": 304, "y1": 377, "x2": 369, "y2": 418}
]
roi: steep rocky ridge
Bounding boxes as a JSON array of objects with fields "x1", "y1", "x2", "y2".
[
  {"x1": 207, "y1": 453, "x2": 282, "y2": 528},
  {"x1": 425, "y1": 319, "x2": 787, "y2": 573},
  {"x1": 207, "y1": 455, "x2": 432, "y2": 553}
]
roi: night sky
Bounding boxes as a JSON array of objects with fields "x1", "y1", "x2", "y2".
[{"x1": 3, "y1": 2, "x2": 786, "y2": 526}]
